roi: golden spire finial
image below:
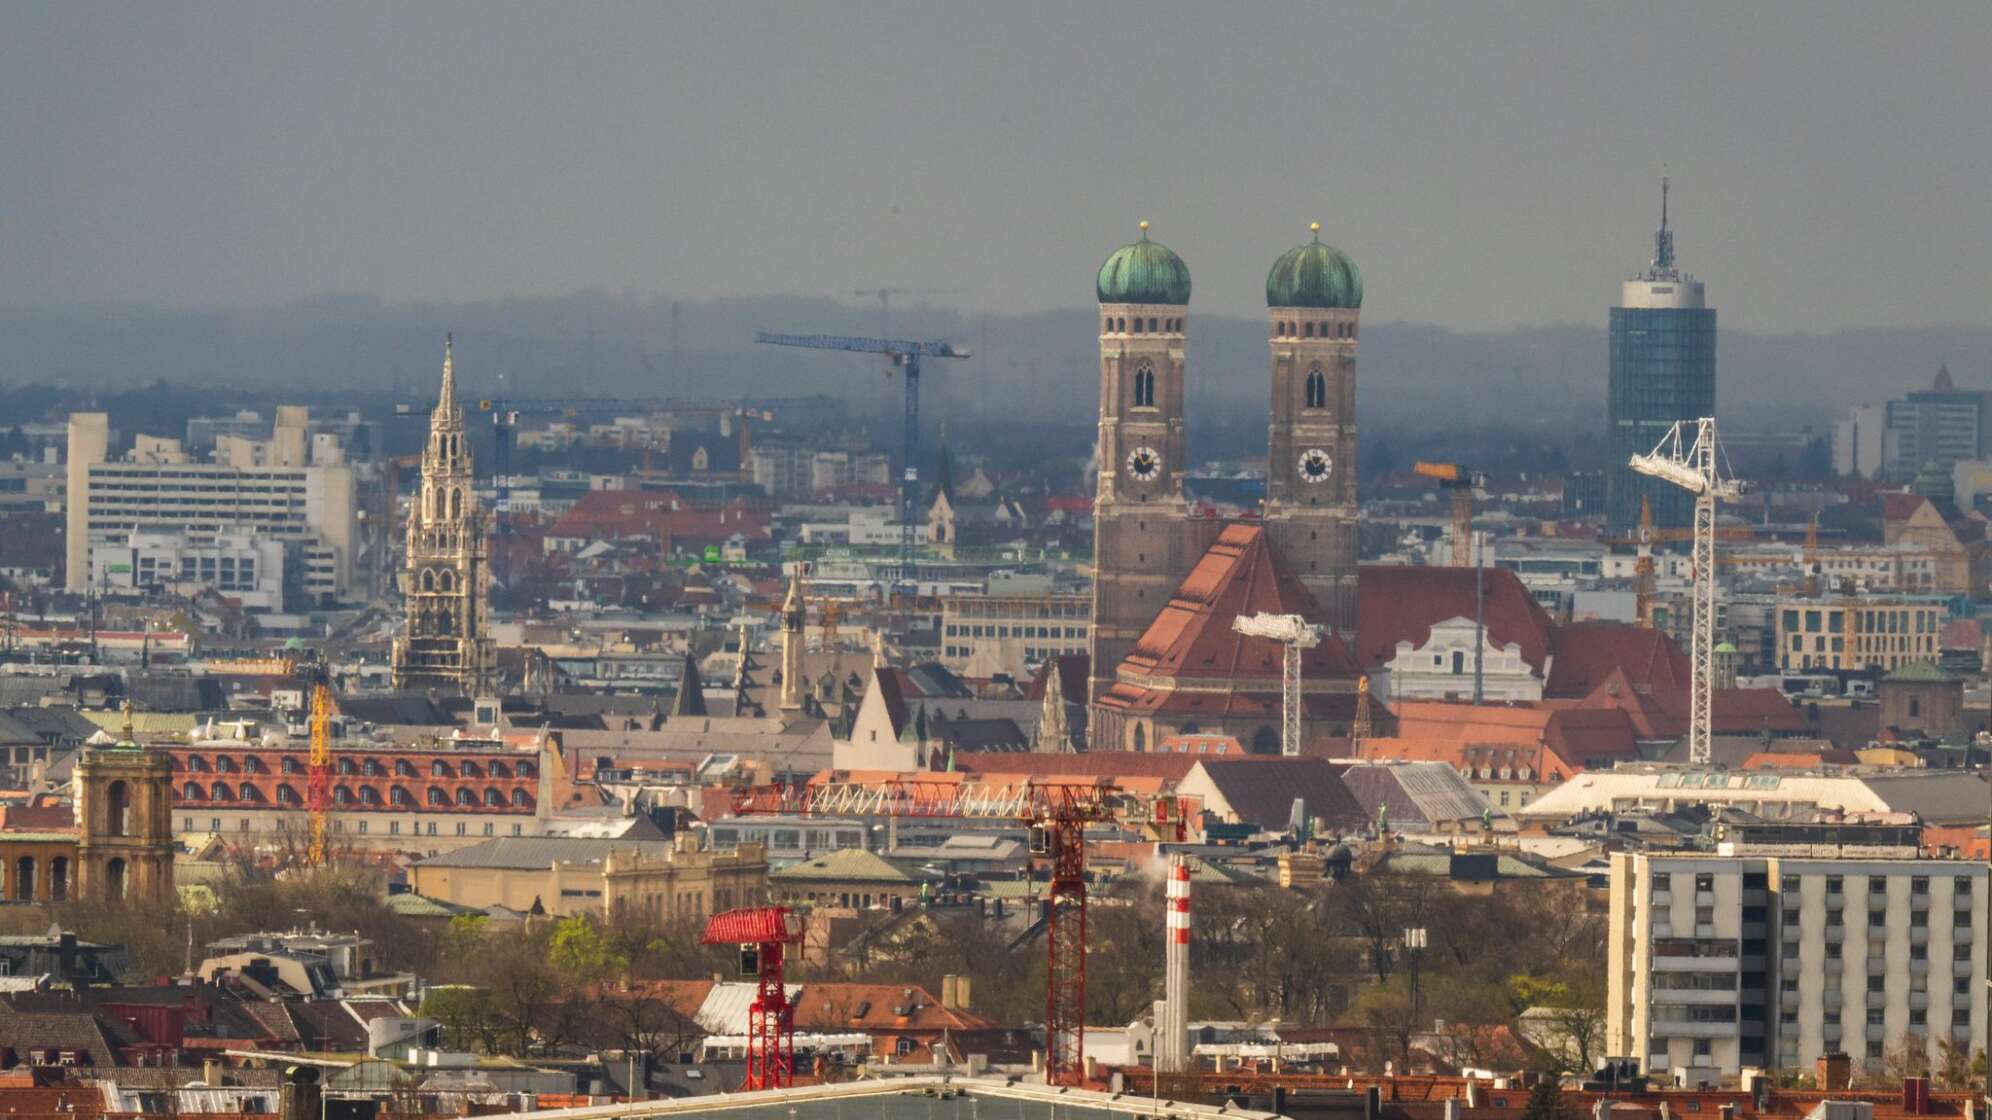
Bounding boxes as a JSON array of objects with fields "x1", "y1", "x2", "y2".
[
  {"x1": 1138, "y1": 219, "x2": 1150, "y2": 237},
  {"x1": 1310, "y1": 221, "x2": 1321, "y2": 239}
]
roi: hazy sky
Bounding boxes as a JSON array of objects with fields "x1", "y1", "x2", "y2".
[{"x1": 4, "y1": 2, "x2": 1988, "y2": 332}]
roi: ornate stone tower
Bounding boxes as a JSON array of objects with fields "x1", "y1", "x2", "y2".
[
  {"x1": 1262, "y1": 223, "x2": 1363, "y2": 632},
  {"x1": 73, "y1": 704, "x2": 174, "y2": 904},
  {"x1": 392, "y1": 336, "x2": 496, "y2": 694},
  {"x1": 1088, "y1": 223, "x2": 1196, "y2": 706}
]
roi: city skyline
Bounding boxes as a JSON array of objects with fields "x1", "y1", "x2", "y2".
[{"x1": 3, "y1": 3, "x2": 1989, "y2": 333}]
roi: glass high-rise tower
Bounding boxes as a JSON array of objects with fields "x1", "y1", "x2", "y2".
[{"x1": 1607, "y1": 178, "x2": 1716, "y2": 536}]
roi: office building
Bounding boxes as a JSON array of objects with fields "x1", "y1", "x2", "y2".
[
  {"x1": 64, "y1": 413, "x2": 357, "y2": 600},
  {"x1": 1774, "y1": 592, "x2": 1948, "y2": 673},
  {"x1": 940, "y1": 593, "x2": 1090, "y2": 680},
  {"x1": 1608, "y1": 841, "x2": 1986, "y2": 1078},
  {"x1": 1832, "y1": 403, "x2": 1889, "y2": 481},
  {"x1": 1883, "y1": 366, "x2": 1992, "y2": 481},
  {"x1": 1607, "y1": 179, "x2": 1717, "y2": 536}
]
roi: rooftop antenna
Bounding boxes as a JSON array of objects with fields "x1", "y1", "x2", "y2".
[{"x1": 1650, "y1": 170, "x2": 1678, "y2": 279}]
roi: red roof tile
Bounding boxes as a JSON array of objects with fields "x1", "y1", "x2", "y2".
[
  {"x1": 1543, "y1": 623, "x2": 1688, "y2": 699},
  {"x1": 1356, "y1": 566, "x2": 1556, "y2": 676}
]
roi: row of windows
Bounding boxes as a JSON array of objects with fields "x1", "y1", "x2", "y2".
[
  {"x1": 178, "y1": 782, "x2": 533, "y2": 808},
  {"x1": 1273, "y1": 319, "x2": 1355, "y2": 340},
  {"x1": 945, "y1": 623, "x2": 1085, "y2": 640},
  {"x1": 1102, "y1": 316, "x2": 1183, "y2": 334},
  {"x1": 184, "y1": 815, "x2": 525, "y2": 838},
  {"x1": 175, "y1": 754, "x2": 532, "y2": 779}
]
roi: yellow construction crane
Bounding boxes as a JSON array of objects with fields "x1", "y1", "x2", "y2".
[
  {"x1": 307, "y1": 683, "x2": 332, "y2": 865},
  {"x1": 1411, "y1": 460, "x2": 1485, "y2": 565},
  {"x1": 1350, "y1": 675, "x2": 1372, "y2": 755}
]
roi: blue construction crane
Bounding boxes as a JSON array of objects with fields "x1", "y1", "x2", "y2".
[{"x1": 753, "y1": 332, "x2": 970, "y2": 581}]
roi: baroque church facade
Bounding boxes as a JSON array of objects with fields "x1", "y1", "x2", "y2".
[
  {"x1": 391, "y1": 337, "x2": 496, "y2": 694},
  {"x1": 1087, "y1": 223, "x2": 1372, "y2": 754}
]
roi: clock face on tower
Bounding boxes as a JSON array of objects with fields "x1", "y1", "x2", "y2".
[
  {"x1": 1298, "y1": 448, "x2": 1334, "y2": 484},
  {"x1": 1126, "y1": 445, "x2": 1163, "y2": 482}
]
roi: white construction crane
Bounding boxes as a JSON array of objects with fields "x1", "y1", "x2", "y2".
[
  {"x1": 1627, "y1": 417, "x2": 1741, "y2": 766},
  {"x1": 1232, "y1": 612, "x2": 1324, "y2": 757}
]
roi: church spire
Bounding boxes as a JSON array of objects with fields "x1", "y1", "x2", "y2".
[{"x1": 436, "y1": 333, "x2": 458, "y2": 417}]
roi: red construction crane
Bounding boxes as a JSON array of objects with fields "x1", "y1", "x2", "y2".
[
  {"x1": 700, "y1": 906, "x2": 804, "y2": 1090},
  {"x1": 731, "y1": 778, "x2": 1188, "y2": 1086}
]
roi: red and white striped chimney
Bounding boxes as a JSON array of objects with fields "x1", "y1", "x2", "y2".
[{"x1": 1159, "y1": 853, "x2": 1191, "y2": 1071}]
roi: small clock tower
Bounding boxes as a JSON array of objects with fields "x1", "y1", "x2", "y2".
[
  {"x1": 1263, "y1": 223, "x2": 1362, "y2": 632},
  {"x1": 1088, "y1": 222, "x2": 1195, "y2": 707}
]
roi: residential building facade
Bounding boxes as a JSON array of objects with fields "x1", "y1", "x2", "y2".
[{"x1": 1608, "y1": 847, "x2": 1986, "y2": 1078}]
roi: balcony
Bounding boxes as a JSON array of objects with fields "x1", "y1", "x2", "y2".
[
  {"x1": 1955, "y1": 892, "x2": 1973, "y2": 910},
  {"x1": 1650, "y1": 890, "x2": 1673, "y2": 908},
  {"x1": 1782, "y1": 924, "x2": 1802, "y2": 942},
  {"x1": 1867, "y1": 990, "x2": 1888, "y2": 1008},
  {"x1": 1911, "y1": 927, "x2": 1931, "y2": 946},
  {"x1": 1866, "y1": 1024, "x2": 1887, "y2": 1042},
  {"x1": 1655, "y1": 988, "x2": 1740, "y2": 1006},
  {"x1": 1653, "y1": 955, "x2": 1742, "y2": 972},
  {"x1": 1868, "y1": 957, "x2": 1888, "y2": 973},
  {"x1": 1651, "y1": 922, "x2": 1675, "y2": 939},
  {"x1": 1955, "y1": 1025, "x2": 1975, "y2": 1041},
  {"x1": 1910, "y1": 959, "x2": 1931, "y2": 975},
  {"x1": 1697, "y1": 890, "x2": 1717, "y2": 906},
  {"x1": 1955, "y1": 927, "x2": 1974, "y2": 945},
  {"x1": 1910, "y1": 992, "x2": 1929, "y2": 1011},
  {"x1": 1825, "y1": 894, "x2": 1846, "y2": 910},
  {"x1": 1955, "y1": 960, "x2": 1975, "y2": 978},
  {"x1": 1781, "y1": 989, "x2": 1800, "y2": 1010},
  {"x1": 1649, "y1": 1020, "x2": 1739, "y2": 1039},
  {"x1": 1824, "y1": 926, "x2": 1846, "y2": 944}
]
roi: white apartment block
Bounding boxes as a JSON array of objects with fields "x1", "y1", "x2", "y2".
[
  {"x1": 65, "y1": 412, "x2": 357, "y2": 600},
  {"x1": 1609, "y1": 847, "x2": 1986, "y2": 1079},
  {"x1": 939, "y1": 593, "x2": 1089, "y2": 681}
]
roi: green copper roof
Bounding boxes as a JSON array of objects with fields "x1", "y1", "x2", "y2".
[
  {"x1": 1097, "y1": 223, "x2": 1191, "y2": 306},
  {"x1": 1910, "y1": 460, "x2": 1955, "y2": 502},
  {"x1": 1884, "y1": 660, "x2": 1960, "y2": 683},
  {"x1": 1267, "y1": 225, "x2": 1362, "y2": 309}
]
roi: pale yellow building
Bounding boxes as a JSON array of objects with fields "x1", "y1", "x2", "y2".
[
  {"x1": 1775, "y1": 593, "x2": 1946, "y2": 673},
  {"x1": 410, "y1": 834, "x2": 767, "y2": 919}
]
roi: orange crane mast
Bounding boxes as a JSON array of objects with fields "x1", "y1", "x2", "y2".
[
  {"x1": 731, "y1": 778, "x2": 1188, "y2": 1086},
  {"x1": 1411, "y1": 460, "x2": 1484, "y2": 565}
]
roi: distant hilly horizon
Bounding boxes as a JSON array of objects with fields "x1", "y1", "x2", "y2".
[{"x1": 0, "y1": 293, "x2": 1984, "y2": 435}]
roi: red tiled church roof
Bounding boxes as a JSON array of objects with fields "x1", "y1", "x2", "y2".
[
  {"x1": 1101, "y1": 525, "x2": 1355, "y2": 712},
  {"x1": 1355, "y1": 566, "x2": 1556, "y2": 677}
]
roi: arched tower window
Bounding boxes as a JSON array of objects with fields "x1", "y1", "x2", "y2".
[
  {"x1": 420, "y1": 570, "x2": 435, "y2": 593},
  {"x1": 439, "y1": 570, "x2": 455, "y2": 593},
  {"x1": 1305, "y1": 367, "x2": 1327, "y2": 410},
  {"x1": 106, "y1": 780, "x2": 131, "y2": 837},
  {"x1": 449, "y1": 488, "x2": 463, "y2": 519},
  {"x1": 1133, "y1": 365, "x2": 1156, "y2": 409},
  {"x1": 1132, "y1": 723, "x2": 1146, "y2": 751}
]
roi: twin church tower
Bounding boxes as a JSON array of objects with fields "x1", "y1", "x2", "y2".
[{"x1": 1087, "y1": 222, "x2": 1365, "y2": 723}]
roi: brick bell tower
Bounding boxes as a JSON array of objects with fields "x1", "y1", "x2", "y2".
[
  {"x1": 1088, "y1": 222, "x2": 1196, "y2": 710},
  {"x1": 1261, "y1": 222, "x2": 1363, "y2": 632},
  {"x1": 74, "y1": 702, "x2": 175, "y2": 904}
]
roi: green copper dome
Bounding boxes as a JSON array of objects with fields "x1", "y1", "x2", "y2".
[
  {"x1": 1097, "y1": 222, "x2": 1191, "y2": 306},
  {"x1": 1910, "y1": 460, "x2": 1955, "y2": 502},
  {"x1": 1267, "y1": 224, "x2": 1362, "y2": 309}
]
